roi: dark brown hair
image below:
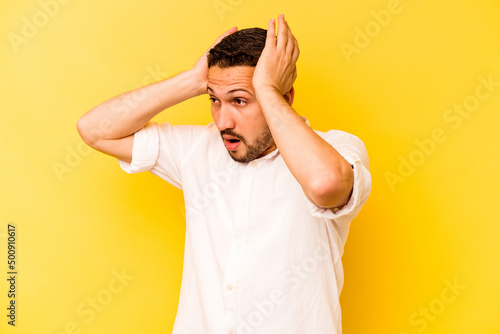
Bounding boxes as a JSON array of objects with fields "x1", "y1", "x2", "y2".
[{"x1": 207, "y1": 28, "x2": 267, "y2": 68}]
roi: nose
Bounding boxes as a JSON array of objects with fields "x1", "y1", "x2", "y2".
[{"x1": 215, "y1": 103, "x2": 236, "y2": 131}]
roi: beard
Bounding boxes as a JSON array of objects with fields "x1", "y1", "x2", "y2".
[{"x1": 222, "y1": 125, "x2": 275, "y2": 163}]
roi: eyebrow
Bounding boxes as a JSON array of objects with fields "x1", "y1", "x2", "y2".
[{"x1": 207, "y1": 87, "x2": 253, "y2": 96}]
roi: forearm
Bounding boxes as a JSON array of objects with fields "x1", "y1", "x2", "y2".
[
  {"x1": 257, "y1": 89, "x2": 353, "y2": 208},
  {"x1": 77, "y1": 69, "x2": 203, "y2": 143}
]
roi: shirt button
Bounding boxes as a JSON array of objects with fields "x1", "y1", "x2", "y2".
[
  {"x1": 240, "y1": 202, "x2": 246, "y2": 207},
  {"x1": 236, "y1": 244, "x2": 242, "y2": 250},
  {"x1": 228, "y1": 330, "x2": 234, "y2": 334},
  {"x1": 251, "y1": 161, "x2": 258, "y2": 167},
  {"x1": 227, "y1": 284, "x2": 233, "y2": 290}
]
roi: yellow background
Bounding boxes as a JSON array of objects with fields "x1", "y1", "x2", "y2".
[{"x1": 1, "y1": 0, "x2": 499, "y2": 333}]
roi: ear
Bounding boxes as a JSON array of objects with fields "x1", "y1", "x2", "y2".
[{"x1": 283, "y1": 86, "x2": 295, "y2": 106}]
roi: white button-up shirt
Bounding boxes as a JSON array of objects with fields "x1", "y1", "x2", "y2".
[{"x1": 117, "y1": 117, "x2": 371, "y2": 334}]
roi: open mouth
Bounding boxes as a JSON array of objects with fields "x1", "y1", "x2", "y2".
[{"x1": 224, "y1": 138, "x2": 241, "y2": 151}]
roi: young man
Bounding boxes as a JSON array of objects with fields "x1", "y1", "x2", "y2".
[{"x1": 77, "y1": 15, "x2": 371, "y2": 334}]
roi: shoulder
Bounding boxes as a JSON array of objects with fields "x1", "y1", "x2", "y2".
[
  {"x1": 313, "y1": 128, "x2": 370, "y2": 169},
  {"x1": 150, "y1": 121, "x2": 221, "y2": 147},
  {"x1": 313, "y1": 128, "x2": 365, "y2": 145}
]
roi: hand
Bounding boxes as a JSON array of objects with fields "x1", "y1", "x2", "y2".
[
  {"x1": 253, "y1": 14, "x2": 299, "y2": 96},
  {"x1": 190, "y1": 26, "x2": 238, "y2": 95}
]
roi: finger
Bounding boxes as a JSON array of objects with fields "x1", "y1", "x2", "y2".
[
  {"x1": 285, "y1": 36, "x2": 294, "y2": 56},
  {"x1": 285, "y1": 31, "x2": 295, "y2": 56},
  {"x1": 284, "y1": 20, "x2": 296, "y2": 57},
  {"x1": 277, "y1": 14, "x2": 288, "y2": 50},
  {"x1": 285, "y1": 22, "x2": 299, "y2": 62},
  {"x1": 266, "y1": 18, "x2": 276, "y2": 49},
  {"x1": 291, "y1": 38, "x2": 300, "y2": 63}
]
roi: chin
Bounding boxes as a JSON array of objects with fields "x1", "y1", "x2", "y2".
[
  {"x1": 228, "y1": 149, "x2": 252, "y2": 163},
  {"x1": 228, "y1": 152, "x2": 247, "y2": 163}
]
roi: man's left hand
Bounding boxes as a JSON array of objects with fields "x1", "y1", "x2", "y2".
[{"x1": 253, "y1": 14, "x2": 300, "y2": 96}]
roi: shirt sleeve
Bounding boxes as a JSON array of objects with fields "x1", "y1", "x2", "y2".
[
  {"x1": 117, "y1": 121, "x2": 201, "y2": 190},
  {"x1": 304, "y1": 130, "x2": 372, "y2": 227}
]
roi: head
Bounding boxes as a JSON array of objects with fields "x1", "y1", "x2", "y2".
[{"x1": 207, "y1": 28, "x2": 294, "y2": 163}]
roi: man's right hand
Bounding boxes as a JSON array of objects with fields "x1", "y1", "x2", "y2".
[{"x1": 189, "y1": 26, "x2": 238, "y2": 96}]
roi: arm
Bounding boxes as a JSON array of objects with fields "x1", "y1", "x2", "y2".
[
  {"x1": 76, "y1": 26, "x2": 238, "y2": 163},
  {"x1": 252, "y1": 15, "x2": 353, "y2": 209}
]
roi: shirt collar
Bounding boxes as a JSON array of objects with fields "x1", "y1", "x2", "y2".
[{"x1": 247, "y1": 115, "x2": 310, "y2": 167}]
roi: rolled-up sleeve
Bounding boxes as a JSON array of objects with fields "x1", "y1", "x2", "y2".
[
  {"x1": 304, "y1": 130, "x2": 372, "y2": 226},
  {"x1": 117, "y1": 121, "x2": 189, "y2": 190},
  {"x1": 118, "y1": 122, "x2": 160, "y2": 174}
]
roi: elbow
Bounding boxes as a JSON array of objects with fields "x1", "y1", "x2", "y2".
[
  {"x1": 76, "y1": 116, "x2": 98, "y2": 148},
  {"x1": 308, "y1": 164, "x2": 354, "y2": 209}
]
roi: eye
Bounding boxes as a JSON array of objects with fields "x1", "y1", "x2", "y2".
[
  {"x1": 209, "y1": 97, "x2": 219, "y2": 103},
  {"x1": 235, "y1": 98, "x2": 247, "y2": 106}
]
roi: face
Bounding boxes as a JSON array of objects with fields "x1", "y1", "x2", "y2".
[{"x1": 207, "y1": 65, "x2": 277, "y2": 163}]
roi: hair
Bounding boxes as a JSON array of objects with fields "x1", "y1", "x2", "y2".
[{"x1": 207, "y1": 28, "x2": 267, "y2": 68}]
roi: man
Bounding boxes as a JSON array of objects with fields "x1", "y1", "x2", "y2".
[{"x1": 77, "y1": 14, "x2": 371, "y2": 334}]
